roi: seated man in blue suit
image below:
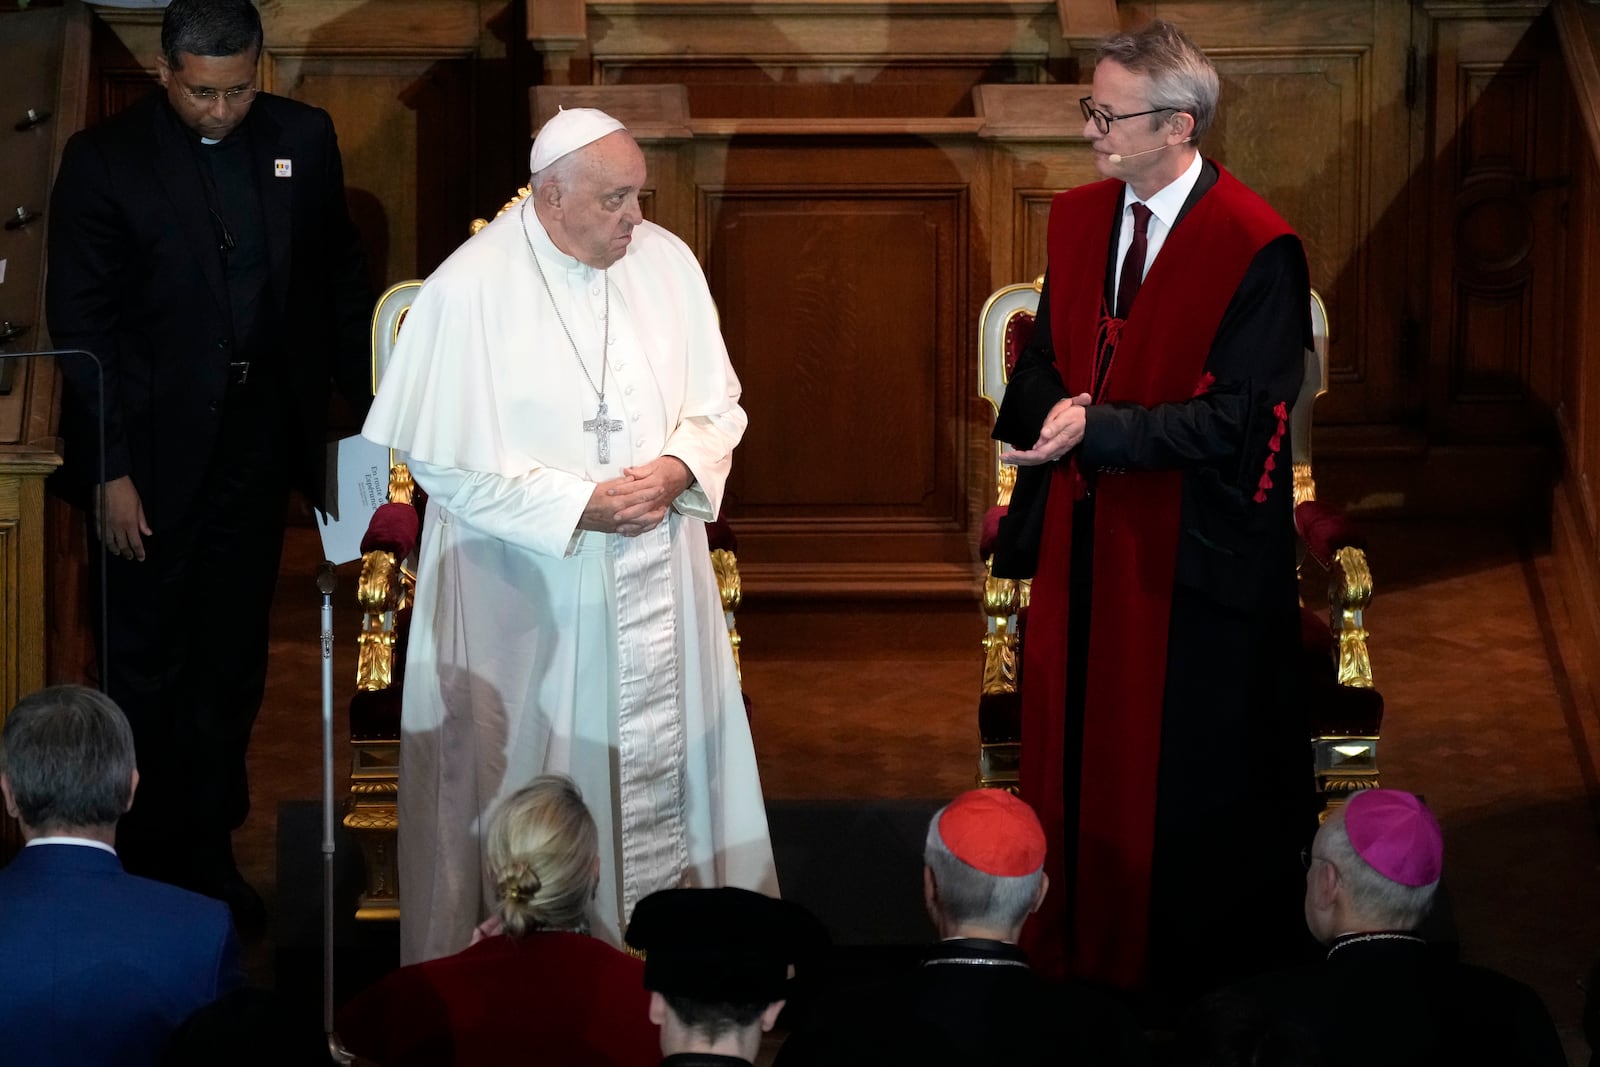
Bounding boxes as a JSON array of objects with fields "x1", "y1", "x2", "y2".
[{"x1": 0, "y1": 685, "x2": 243, "y2": 1066}]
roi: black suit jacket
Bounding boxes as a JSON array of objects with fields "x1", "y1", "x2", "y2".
[
  {"x1": 47, "y1": 90, "x2": 373, "y2": 526},
  {"x1": 1188, "y1": 937, "x2": 1566, "y2": 1067},
  {"x1": 774, "y1": 939, "x2": 1149, "y2": 1066}
]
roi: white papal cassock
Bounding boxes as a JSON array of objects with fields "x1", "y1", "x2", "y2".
[{"x1": 362, "y1": 203, "x2": 777, "y2": 964}]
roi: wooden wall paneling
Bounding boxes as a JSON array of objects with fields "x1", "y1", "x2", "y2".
[
  {"x1": 263, "y1": 1, "x2": 481, "y2": 282},
  {"x1": 1561, "y1": 128, "x2": 1599, "y2": 538},
  {"x1": 972, "y1": 83, "x2": 1096, "y2": 285},
  {"x1": 691, "y1": 136, "x2": 979, "y2": 594},
  {"x1": 266, "y1": 53, "x2": 470, "y2": 284},
  {"x1": 1057, "y1": 0, "x2": 1120, "y2": 42},
  {"x1": 583, "y1": 1, "x2": 1062, "y2": 76},
  {"x1": 1550, "y1": 0, "x2": 1600, "y2": 707},
  {"x1": 1427, "y1": 7, "x2": 1566, "y2": 444},
  {"x1": 0, "y1": 3, "x2": 72, "y2": 444},
  {"x1": 1155, "y1": 1, "x2": 1420, "y2": 431}
]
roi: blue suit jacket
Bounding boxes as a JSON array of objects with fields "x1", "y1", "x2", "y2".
[{"x1": 0, "y1": 843, "x2": 243, "y2": 1067}]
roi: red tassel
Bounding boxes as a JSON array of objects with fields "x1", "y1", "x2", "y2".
[
  {"x1": 1264, "y1": 454, "x2": 1276, "y2": 471},
  {"x1": 1192, "y1": 371, "x2": 1216, "y2": 398},
  {"x1": 1253, "y1": 488, "x2": 1268, "y2": 503}
]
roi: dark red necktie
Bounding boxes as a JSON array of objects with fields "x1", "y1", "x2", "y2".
[{"x1": 1115, "y1": 202, "x2": 1153, "y2": 319}]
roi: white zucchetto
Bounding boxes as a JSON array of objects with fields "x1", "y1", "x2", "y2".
[{"x1": 529, "y1": 107, "x2": 627, "y2": 174}]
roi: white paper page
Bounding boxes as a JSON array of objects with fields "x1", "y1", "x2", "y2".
[{"x1": 317, "y1": 434, "x2": 395, "y2": 564}]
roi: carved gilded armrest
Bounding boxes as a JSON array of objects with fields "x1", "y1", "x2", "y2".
[
  {"x1": 1330, "y1": 544, "x2": 1373, "y2": 689},
  {"x1": 710, "y1": 548, "x2": 742, "y2": 683},
  {"x1": 344, "y1": 462, "x2": 417, "y2": 921},
  {"x1": 978, "y1": 464, "x2": 1027, "y2": 790}
]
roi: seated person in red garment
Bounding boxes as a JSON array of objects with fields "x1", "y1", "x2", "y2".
[{"x1": 336, "y1": 775, "x2": 660, "y2": 1066}]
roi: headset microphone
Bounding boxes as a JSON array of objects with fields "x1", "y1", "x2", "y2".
[{"x1": 1107, "y1": 139, "x2": 1192, "y2": 165}]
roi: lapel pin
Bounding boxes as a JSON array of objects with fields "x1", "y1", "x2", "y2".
[{"x1": 274, "y1": 159, "x2": 292, "y2": 178}]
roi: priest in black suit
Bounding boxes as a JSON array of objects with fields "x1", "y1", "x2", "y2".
[{"x1": 45, "y1": 0, "x2": 373, "y2": 929}]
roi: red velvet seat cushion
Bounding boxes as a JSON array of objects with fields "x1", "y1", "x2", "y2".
[
  {"x1": 1004, "y1": 312, "x2": 1036, "y2": 376},
  {"x1": 1295, "y1": 499, "x2": 1364, "y2": 570},
  {"x1": 706, "y1": 516, "x2": 738, "y2": 553},
  {"x1": 981, "y1": 504, "x2": 1007, "y2": 559},
  {"x1": 361, "y1": 501, "x2": 420, "y2": 559}
]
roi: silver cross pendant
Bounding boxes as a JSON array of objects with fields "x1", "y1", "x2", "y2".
[{"x1": 583, "y1": 398, "x2": 625, "y2": 464}]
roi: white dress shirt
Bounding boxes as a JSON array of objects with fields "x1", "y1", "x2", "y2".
[{"x1": 1113, "y1": 151, "x2": 1205, "y2": 311}]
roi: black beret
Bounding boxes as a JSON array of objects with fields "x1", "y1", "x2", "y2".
[{"x1": 625, "y1": 888, "x2": 827, "y2": 1004}]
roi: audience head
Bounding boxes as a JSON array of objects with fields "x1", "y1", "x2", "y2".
[
  {"x1": 1, "y1": 685, "x2": 137, "y2": 841},
  {"x1": 1304, "y1": 789, "x2": 1442, "y2": 943},
  {"x1": 528, "y1": 107, "x2": 646, "y2": 270},
  {"x1": 485, "y1": 774, "x2": 600, "y2": 937},
  {"x1": 923, "y1": 788, "x2": 1048, "y2": 942},
  {"x1": 627, "y1": 887, "x2": 827, "y2": 1061}
]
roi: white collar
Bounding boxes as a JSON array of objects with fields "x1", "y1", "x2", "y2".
[
  {"x1": 522, "y1": 201, "x2": 600, "y2": 278},
  {"x1": 1126, "y1": 151, "x2": 1204, "y2": 232},
  {"x1": 26, "y1": 836, "x2": 117, "y2": 856}
]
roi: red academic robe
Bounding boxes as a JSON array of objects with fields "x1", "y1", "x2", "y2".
[
  {"x1": 994, "y1": 163, "x2": 1312, "y2": 993},
  {"x1": 336, "y1": 931, "x2": 661, "y2": 1067}
]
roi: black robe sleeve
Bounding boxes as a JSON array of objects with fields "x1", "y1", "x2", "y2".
[
  {"x1": 46, "y1": 131, "x2": 134, "y2": 490},
  {"x1": 987, "y1": 271, "x2": 1063, "y2": 579},
  {"x1": 991, "y1": 270, "x2": 1068, "y2": 448},
  {"x1": 1077, "y1": 234, "x2": 1310, "y2": 501}
]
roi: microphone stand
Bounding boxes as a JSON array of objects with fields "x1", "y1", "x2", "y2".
[
  {"x1": 317, "y1": 560, "x2": 356, "y2": 1065},
  {"x1": 0, "y1": 347, "x2": 109, "y2": 689}
]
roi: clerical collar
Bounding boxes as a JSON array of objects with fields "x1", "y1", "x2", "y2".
[
  {"x1": 1325, "y1": 931, "x2": 1426, "y2": 960},
  {"x1": 522, "y1": 203, "x2": 600, "y2": 277},
  {"x1": 923, "y1": 938, "x2": 1029, "y2": 969}
]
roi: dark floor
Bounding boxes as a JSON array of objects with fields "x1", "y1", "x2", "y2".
[{"x1": 240, "y1": 516, "x2": 1600, "y2": 1064}]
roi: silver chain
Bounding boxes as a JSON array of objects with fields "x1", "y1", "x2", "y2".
[
  {"x1": 521, "y1": 199, "x2": 608, "y2": 402},
  {"x1": 1324, "y1": 932, "x2": 1425, "y2": 960}
]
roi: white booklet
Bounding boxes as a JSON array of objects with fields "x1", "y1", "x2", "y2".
[{"x1": 317, "y1": 434, "x2": 395, "y2": 564}]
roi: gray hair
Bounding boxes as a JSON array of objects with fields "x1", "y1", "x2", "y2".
[
  {"x1": 531, "y1": 151, "x2": 583, "y2": 198},
  {"x1": 1, "y1": 686, "x2": 136, "y2": 832},
  {"x1": 1096, "y1": 19, "x2": 1220, "y2": 147},
  {"x1": 161, "y1": 0, "x2": 263, "y2": 69},
  {"x1": 923, "y1": 807, "x2": 1044, "y2": 931},
  {"x1": 486, "y1": 775, "x2": 599, "y2": 936},
  {"x1": 1321, "y1": 813, "x2": 1438, "y2": 930}
]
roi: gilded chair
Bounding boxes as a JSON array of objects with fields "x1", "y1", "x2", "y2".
[
  {"x1": 344, "y1": 196, "x2": 746, "y2": 921},
  {"x1": 975, "y1": 277, "x2": 1043, "y2": 791},
  {"x1": 974, "y1": 283, "x2": 1381, "y2": 808}
]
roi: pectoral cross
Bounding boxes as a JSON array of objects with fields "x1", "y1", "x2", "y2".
[{"x1": 583, "y1": 399, "x2": 625, "y2": 464}]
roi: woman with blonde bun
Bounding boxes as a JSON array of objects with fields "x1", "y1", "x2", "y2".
[{"x1": 336, "y1": 776, "x2": 659, "y2": 1066}]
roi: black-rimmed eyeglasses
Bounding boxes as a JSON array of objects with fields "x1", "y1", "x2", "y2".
[{"x1": 1080, "y1": 96, "x2": 1174, "y2": 135}]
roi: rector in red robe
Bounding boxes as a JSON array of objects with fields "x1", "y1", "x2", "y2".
[{"x1": 991, "y1": 20, "x2": 1317, "y2": 1002}]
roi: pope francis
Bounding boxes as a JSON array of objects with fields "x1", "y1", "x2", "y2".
[{"x1": 363, "y1": 108, "x2": 778, "y2": 963}]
